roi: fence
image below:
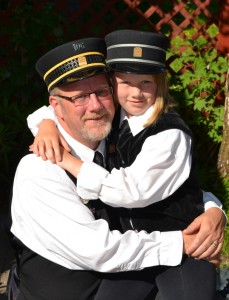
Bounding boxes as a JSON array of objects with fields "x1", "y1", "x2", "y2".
[{"x1": 0, "y1": 0, "x2": 228, "y2": 54}]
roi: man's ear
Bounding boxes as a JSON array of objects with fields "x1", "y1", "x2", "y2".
[
  {"x1": 49, "y1": 95, "x2": 57, "y2": 107},
  {"x1": 49, "y1": 96, "x2": 63, "y2": 119}
]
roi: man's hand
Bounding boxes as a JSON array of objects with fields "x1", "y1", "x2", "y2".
[
  {"x1": 183, "y1": 208, "x2": 225, "y2": 260},
  {"x1": 182, "y1": 225, "x2": 222, "y2": 267}
]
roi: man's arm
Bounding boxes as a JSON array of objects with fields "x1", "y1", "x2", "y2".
[
  {"x1": 184, "y1": 207, "x2": 226, "y2": 261},
  {"x1": 11, "y1": 154, "x2": 185, "y2": 272},
  {"x1": 184, "y1": 191, "x2": 226, "y2": 259}
]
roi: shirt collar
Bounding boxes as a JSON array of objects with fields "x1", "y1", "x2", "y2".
[
  {"x1": 57, "y1": 123, "x2": 106, "y2": 162},
  {"x1": 120, "y1": 106, "x2": 154, "y2": 136}
]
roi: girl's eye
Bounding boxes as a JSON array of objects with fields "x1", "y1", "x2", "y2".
[
  {"x1": 141, "y1": 81, "x2": 151, "y2": 85},
  {"x1": 117, "y1": 81, "x2": 131, "y2": 86}
]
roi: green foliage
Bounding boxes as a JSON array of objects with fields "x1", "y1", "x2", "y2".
[
  {"x1": 167, "y1": 27, "x2": 229, "y2": 250},
  {"x1": 168, "y1": 28, "x2": 228, "y2": 144}
]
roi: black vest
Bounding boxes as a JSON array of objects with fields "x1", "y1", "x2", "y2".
[{"x1": 107, "y1": 109, "x2": 204, "y2": 233}]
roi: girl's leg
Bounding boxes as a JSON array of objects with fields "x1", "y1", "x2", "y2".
[
  {"x1": 94, "y1": 268, "x2": 164, "y2": 300},
  {"x1": 155, "y1": 256, "x2": 217, "y2": 300}
]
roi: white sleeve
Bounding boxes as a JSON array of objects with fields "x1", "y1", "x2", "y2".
[
  {"x1": 77, "y1": 129, "x2": 192, "y2": 208},
  {"x1": 11, "y1": 154, "x2": 183, "y2": 271},
  {"x1": 27, "y1": 105, "x2": 57, "y2": 136},
  {"x1": 203, "y1": 191, "x2": 222, "y2": 210},
  {"x1": 203, "y1": 191, "x2": 227, "y2": 223}
]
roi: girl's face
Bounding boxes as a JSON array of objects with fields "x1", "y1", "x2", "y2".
[{"x1": 114, "y1": 72, "x2": 157, "y2": 118}]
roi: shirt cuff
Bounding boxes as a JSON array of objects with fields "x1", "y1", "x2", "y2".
[
  {"x1": 159, "y1": 231, "x2": 183, "y2": 266},
  {"x1": 203, "y1": 191, "x2": 227, "y2": 225}
]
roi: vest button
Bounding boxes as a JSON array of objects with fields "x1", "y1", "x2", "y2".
[{"x1": 82, "y1": 199, "x2": 89, "y2": 204}]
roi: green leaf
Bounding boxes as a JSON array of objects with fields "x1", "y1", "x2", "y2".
[
  {"x1": 206, "y1": 24, "x2": 219, "y2": 38},
  {"x1": 195, "y1": 35, "x2": 208, "y2": 47},
  {"x1": 169, "y1": 57, "x2": 184, "y2": 73}
]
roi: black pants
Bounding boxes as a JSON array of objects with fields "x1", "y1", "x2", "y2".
[
  {"x1": 15, "y1": 247, "x2": 102, "y2": 300},
  {"x1": 11, "y1": 248, "x2": 217, "y2": 300},
  {"x1": 94, "y1": 256, "x2": 217, "y2": 300}
]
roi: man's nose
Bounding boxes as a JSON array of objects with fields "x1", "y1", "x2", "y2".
[{"x1": 87, "y1": 93, "x2": 103, "y2": 111}]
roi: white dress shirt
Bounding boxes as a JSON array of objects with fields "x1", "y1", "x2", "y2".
[{"x1": 11, "y1": 121, "x2": 184, "y2": 272}]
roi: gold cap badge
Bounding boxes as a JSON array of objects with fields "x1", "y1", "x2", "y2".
[
  {"x1": 133, "y1": 47, "x2": 142, "y2": 58},
  {"x1": 78, "y1": 56, "x2": 87, "y2": 66}
]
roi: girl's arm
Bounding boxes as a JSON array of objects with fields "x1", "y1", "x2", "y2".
[{"x1": 28, "y1": 105, "x2": 70, "y2": 163}]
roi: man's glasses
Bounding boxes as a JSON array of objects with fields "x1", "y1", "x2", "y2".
[{"x1": 54, "y1": 86, "x2": 113, "y2": 107}]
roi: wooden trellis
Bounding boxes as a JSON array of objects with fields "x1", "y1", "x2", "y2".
[{"x1": 0, "y1": 0, "x2": 224, "y2": 49}]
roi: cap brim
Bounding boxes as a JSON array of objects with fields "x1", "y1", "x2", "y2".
[{"x1": 109, "y1": 63, "x2": 166, "y2": 74}]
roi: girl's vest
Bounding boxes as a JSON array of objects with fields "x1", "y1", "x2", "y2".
[{"x1": 107, "y1": 109, "x2": 204, "y2": 233}]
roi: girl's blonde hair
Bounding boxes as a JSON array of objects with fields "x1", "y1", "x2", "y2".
[{"x1": 144, "y1": 72, "x2": 176, "y2": 127}]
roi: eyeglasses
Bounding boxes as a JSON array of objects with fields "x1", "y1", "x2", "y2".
[{"x1": 54, "y1": 86, "x2": 113, "y2": 107}]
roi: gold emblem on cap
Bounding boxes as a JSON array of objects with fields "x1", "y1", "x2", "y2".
[
  {"x1": 133, "y1": 47, "x2": 142, "y2": 58},
  {"x1": 78, "y1": 56, "x2": 87, "y2": 66}
]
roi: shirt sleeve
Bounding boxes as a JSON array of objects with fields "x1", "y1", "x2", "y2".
[
  {"x1": 202, "y1": 191, "x2": 227, "y2": 223},
  {"x1": 11, "y1": 154, "x2": 183, "y2": 272},
  {"x1": 203, "y1": 191, "x2": 222, "y2": 210},
  {"x1": 77, "y1": 129, "x2": 192, "y2": 208},
  {"x1": 27, "y1": 105, "x2": 57, "y2": 136}
]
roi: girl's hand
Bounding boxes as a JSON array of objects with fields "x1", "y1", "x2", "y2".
[{"x1": 29, "y1": 119, "x2": 71, "y2": 163}]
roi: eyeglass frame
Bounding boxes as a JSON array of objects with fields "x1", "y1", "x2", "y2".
[{"x1": 53, "y1": 85, "x2": 113, "y2": 107}]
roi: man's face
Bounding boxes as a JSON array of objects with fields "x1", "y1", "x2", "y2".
[{"x1": 50, "y1": 74, "x2": 115, "y2": 149}]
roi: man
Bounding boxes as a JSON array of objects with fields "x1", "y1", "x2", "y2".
[{"x1": 11, "y1": 37, "x2": 224, "y2": 300}]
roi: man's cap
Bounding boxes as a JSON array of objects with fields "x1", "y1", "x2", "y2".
[
  {"x1": 105, "y1": 29, "x2": 170, "y2": 74},
  {"x1": 36, "y1": 38, "x2": 108, "y2": 91}
]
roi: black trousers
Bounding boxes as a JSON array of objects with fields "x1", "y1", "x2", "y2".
[
  {"x1": 94, "y1": 256, "x2": 217, "y2": 300},
  {"x1": 14, "y1": 247, "x2": 217, "y2": 300},
  {"x1": 16, "y1": 248, "x2": 103, "y2": 300}
]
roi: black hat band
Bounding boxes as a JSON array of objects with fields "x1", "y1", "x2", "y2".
[
  {"x1": 44, "y1": 51, "x2": 106, "y2": 91},
  {"x1": 106, "y1": 44, "x2": 166, "y2": 69}
]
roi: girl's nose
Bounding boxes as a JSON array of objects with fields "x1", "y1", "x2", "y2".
[{"x1": 131, "y1": 86, "x2": 143, "y2": 98}]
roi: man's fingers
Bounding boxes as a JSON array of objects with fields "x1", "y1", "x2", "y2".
[
  {"x1": 194, "y1": 242, "x2": 223, "y2": 260},
  {"x1": 207, "y1": 252, "x2": 221, "y2": 268},
  {"x1": 183, "y1": 218, "x2": 201, "y2": 235}
]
